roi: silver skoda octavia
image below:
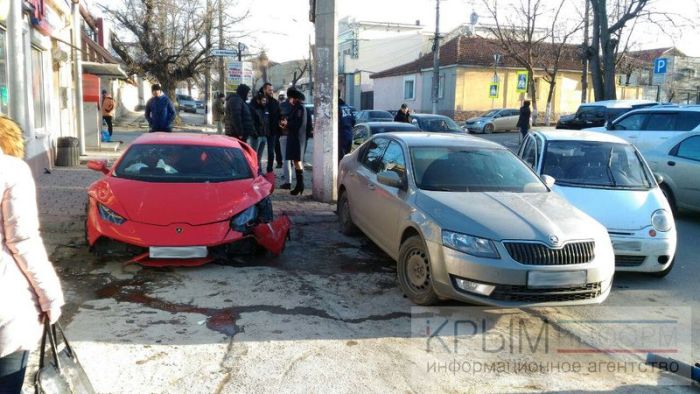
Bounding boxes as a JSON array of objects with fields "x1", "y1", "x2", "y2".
[{"x1": 337, "y1": 133, "x2": 614, "y2": 306}]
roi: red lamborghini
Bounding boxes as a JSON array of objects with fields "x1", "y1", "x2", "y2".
[{"x1": 85, "y1": 132, "x2": 290, "y2": 267}]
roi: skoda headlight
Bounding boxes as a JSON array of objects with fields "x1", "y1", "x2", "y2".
[
  {"x1": 230, "y1": 205, "x2": 258, "y2": 232},
  {"x1": 651, "y1": 209, "x2": 672, "y2": 232},
  {"x1": 98, "y1": 204, "x2": 126, "y2": 225},
  {"x1": 442, "y1": 230, "x2": 500, "y2": 258}
]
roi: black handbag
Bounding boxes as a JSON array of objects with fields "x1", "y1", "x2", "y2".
[{"x1": 34, "y1": 319, "x2": 96, "y2": 394}]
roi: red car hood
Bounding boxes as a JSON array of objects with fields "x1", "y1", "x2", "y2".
[{"x1": 90, "y1": 176, "x2": 272, "y2": 226}]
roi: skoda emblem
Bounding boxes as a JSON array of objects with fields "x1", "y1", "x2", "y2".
[
  {"x1": 549, "y1": 235, "x2": 560, "y2": 246},
  {"x1": 176, "y1": 227, "x2": 183, "y2": 234}
]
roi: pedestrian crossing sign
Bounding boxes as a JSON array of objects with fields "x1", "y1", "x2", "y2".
[
  {"x1": 516, "y1": 71, "x2": 528, "y2": 93},
  {"x1": 489, "y1": 83, "x2": 499, "y2": 98}
]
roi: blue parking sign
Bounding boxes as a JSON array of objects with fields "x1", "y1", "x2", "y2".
[{"x1": 654, "y1": 58, "x2": 668, "y2": 74}]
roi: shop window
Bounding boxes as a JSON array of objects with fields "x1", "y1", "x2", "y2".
[{"x1": 31, "y1": 47, "x2": 45, "y2": 129}]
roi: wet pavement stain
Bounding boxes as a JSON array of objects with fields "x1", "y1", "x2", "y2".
[{"x1": 95, "y1": 279, "x2": 411, "y2": 338}]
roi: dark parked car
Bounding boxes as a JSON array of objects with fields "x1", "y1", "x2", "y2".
[
  {"x1": 351, "y1": 121, "x2": 420, "y2": 151},
  {"x1": 556, "y1": 100, "x2": 657, "y2": 130},
  {"x1": 410, "y1": 113, "x2": 463, "y2": 133},
  {"x1": 355, "y1": 110, "x2": 394, "y2": 123}
]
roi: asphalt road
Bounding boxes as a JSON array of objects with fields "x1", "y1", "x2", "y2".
[{"x1": 31, "y1": 127, "x2": 699, "y2": 393}]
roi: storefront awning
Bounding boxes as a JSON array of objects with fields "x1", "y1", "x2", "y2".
[{"x1": 82, "y1": 62, "x2": 129, "y2": 79}]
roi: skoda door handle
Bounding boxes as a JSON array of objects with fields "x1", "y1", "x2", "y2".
[{"x1": 667, "y1": 161, "x2": 676, "y2": 167}]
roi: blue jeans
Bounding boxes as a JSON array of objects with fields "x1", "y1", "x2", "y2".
[
  {"x1": 0, "y1": 350, "x2": 29, "y2": 394},
  {"x1": 248, "y1": 136, "x2": 267, "y2": 173}
]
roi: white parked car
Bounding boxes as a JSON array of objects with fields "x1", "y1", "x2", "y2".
[
  {"x1": 587, "y1": 104, "x2": 700, "y2": 154},
  {"x1": 519, "y1": 130, "x2": 677, "y2": 277}
]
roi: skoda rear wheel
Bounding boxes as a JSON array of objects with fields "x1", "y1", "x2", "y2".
[{"x1": 398, "y1": 236, "x2": 439, "y2": 305}]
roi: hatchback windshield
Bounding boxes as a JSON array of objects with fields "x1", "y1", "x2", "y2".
[
  {"x1": 542, "y1": 141, "x2": 652, "y2": 189},
  {"x1": 482, "y1": 110, "x2": 499, "y2": 117},
  {"x1": 114, "y1": 144, "x2": 253, "y2": 183},
  {"x1": 416, "y1": 117, "x2": 462, "y2": 132},
  {"x1": 411, "y1": 147, "x2": 548, "y2": 192}
]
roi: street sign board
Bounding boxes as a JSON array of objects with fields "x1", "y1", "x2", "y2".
[
  {"x1": 211, "y1": 49, "x2": 239, "y2": 57},
  {"x1": 654, "y1": 58, "x2": 668, "y2": 74},
  {"x1": 226, "y1": 60, "x2": 253, "y2": 92},
  {"x1": 652, "y1": 57, "x2": 668, "y2": 85},
  {"x1": 515, "y1": 71, "x2": 528, "y2": 93},
  {"x1": 489, "y1": 83, "x2": 499, "y2": 98}
]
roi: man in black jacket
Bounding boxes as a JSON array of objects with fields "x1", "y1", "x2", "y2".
[
  {"x1": 394, "y1": 103, "x2": 411, "y2": 123},
  {"x1": 261, "y1": 83, "x2": 281, "y2": 173},
  {"x1": 225, "y1": 84, "x2": 253, "y2": 141}
]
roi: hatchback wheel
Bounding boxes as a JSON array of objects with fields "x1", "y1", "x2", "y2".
[
  {"x1": 338, "y1": 191, "x2": 359, "y2": 236},
  {"x1": 398, "y1": 236, "x2": 439, "y2": 305},
  {"x1": 483, "y1": 124, "x2": 494, "y2": 134}
]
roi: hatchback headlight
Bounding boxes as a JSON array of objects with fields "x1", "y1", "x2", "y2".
[
  {"x1": 230, "y1": 205, "x2": 258, "y2": 232},
  {"x1": 651, "y1": 209, "x2": 672, "y2": 232},
  {"x1": 442, "y1": 230, "x2": 500, "y2": 258},
  {"x1": 98, "y1": 204, "x2": 126, "y2": 225}
]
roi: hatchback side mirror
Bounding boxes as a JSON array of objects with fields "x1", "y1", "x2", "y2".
[
  {"x1": 606, "y1": 122, "x2": 614, "y2": 130},
  {"x1": 87, "y1": 160, "x2": 109, "y2": 174},
  {"x1": 654, "y1": 173, "x2": 664, "y2": 185},
  {"x1": 377, "y1": 171, "x2": 406, "y2": 190},
  {"x1": 541, "y1": 174, "x2": 556, "y2": 188}
]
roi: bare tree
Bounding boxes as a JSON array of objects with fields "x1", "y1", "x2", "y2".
[
  {"x1": 540, "y1": 1, "x2": 583, "y2": 125},
  {"x1": 482, "y1": 0, "x2": 550, "y2": 122},
  {"x1": 291, "y1": 59, "x2": 310, "y2": 88},
  {"x1": 588, "y1": 0, "x2": 692, "y2": 100},
  {"x1": 102, "y1": 0, "x2": 248, "y2": 101}
]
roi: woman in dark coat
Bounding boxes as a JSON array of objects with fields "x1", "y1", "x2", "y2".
[
  {"x1": 284, "y1": 88, "x2": 308, "y2": 195},
  {"x1": 517, "y1": 100, "x2": 532, "y2": 140}
]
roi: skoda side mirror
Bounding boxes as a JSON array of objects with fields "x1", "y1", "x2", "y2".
[
  {"x1": 87, "y1": 160, "x2": 110, "y2": 174},
  {"x1": 377, "y1": 171, "x2": 406, "y2": 190}
]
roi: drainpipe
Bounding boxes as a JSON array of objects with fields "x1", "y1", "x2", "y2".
[
  {"x1": 72, "y1": 0, "x2": 85, "y2": 155},
  {"x1": 7, "y1": 0, "x2": 28, "y2": 135}
]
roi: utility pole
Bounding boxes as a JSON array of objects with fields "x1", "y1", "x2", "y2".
[
  {"x1": 312, "y1": 0, "x2": 339, "y2": 203},
  {"x1": 218, "y1": 0, "x2": 225, "y2": 95},
  {"x1": 308, "y1": 35, "x2": 314, "y2": 99},
  {"x1": 581, "y1": 0, "x2": 590, "y2": 103},
  {"x1": 204, "y1": 0, "x2": 212, "y2": 126},
  {"x1": 431, "y1": 0, "x2": 441, "y2": 114}
]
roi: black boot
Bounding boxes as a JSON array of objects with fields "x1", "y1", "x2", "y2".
[{"x1": 291, "y1": 169, "x2": 304, "y2": 196}]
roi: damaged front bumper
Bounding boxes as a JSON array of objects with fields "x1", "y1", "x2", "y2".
[{"x1": 87, "y1": 197, "x2": 291, "y2": 267}]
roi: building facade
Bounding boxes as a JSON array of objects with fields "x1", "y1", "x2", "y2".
[
  {"x1": 372, "y1": 36, "x2": 642, "y2": 121},
  {"x1": 338, "y1": 17, "x2": 431, "y2": 110},
  {"x1": 0, "y1": 0, "x2": 125, "y2": 176},
  {"x1": 625, "y1": 48, "x2": 700, "y2": 104}
]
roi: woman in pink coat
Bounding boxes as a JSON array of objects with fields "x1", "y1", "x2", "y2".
[{"x1": 0, "y1": 117, "x2": 64, "y2": 393}]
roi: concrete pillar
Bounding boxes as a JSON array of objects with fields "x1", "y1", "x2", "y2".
[
  {"x1": 7, "y1": 0, "x2": 27, "y2": 133},
  {"x1": 312, "y1": 0, "x2": 339, "y2": 203}
]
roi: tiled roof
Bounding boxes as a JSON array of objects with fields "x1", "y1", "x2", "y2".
[
  {"x1": 371, "y1": 35, "x2": 584, "y2": 79},
  {"x1": 627, "y1": 47, "x2": 681, "y2": 63}
]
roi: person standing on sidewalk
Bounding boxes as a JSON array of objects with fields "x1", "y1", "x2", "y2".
[
  {"x1": 338, "y1": 96, "x2": 355, "y2": 162},
  {"x1": 145, "y1": 84, "x2": 176, "y2": 132},
  {"x1": 249, "y1": 91, "x2": 269, "y2": 172},
  {"x1": 284, "y1": 88, "x2": 308, "y2": 196},
  {"x1": 517, "y1": 100, "x2": 532, "y2": 141},
  {"x1": 225, "y1": 84, "x2": 253, "y2": 142},
  {"x1": 212, "y1": 93, "x2": 226, "y2": 134},
  {"x1": 0, "y1": 117, "x2": 65, "y2": 394},
  {"x1": 101, "y1": 90, "x2": 117, "y2": 137},
  {"x1": 394, "y1": 104, "x2": 411, "y2": 123},
  {"x1": 261, "y1": 83, "x2": 282, "y2": 171}
]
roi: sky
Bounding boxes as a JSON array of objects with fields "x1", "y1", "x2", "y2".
[{"x1": 90, "y1": 0, "x2": 700, "y2": 63}]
